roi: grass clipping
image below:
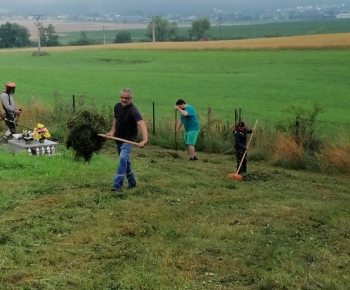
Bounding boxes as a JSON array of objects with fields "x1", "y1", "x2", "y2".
[{"x1": 66, "y1": 109, "x2": 110, "y2": 162}]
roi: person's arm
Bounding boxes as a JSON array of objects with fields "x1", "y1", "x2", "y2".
[
  {"x1": 1, "y1": 94, "x2": 16, "y2": 113},
  {"x1": 137, "y1": 120, "x2": 148, "y2": 148},
  {"x1": 106, "y1": 118, "x2": 116, "y2": 137},
  {"x1": 246, "y1": 129, "x2": 253, "y2": 134},
  {"x1": 174, "y1": 106, "x2": 188, "y2": 116}
]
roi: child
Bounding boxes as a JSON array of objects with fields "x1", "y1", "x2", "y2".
[{"x1": 233, "y1": 121, "x2": 253, "y2": 174}]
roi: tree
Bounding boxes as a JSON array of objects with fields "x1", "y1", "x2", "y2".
[
  {"x1": 145, "y1": 16, "x2": 178, "y2": 42},
  {"x1": 39, "y1": 24, "x2": 60, "y2": 47},
  {"x1": 191, "y1": 17, "x2": 211, "y2": 40},
  {"x1": 114, "y1": 30, "x2": 132, "y2": 43},
  {"x1": 0, "y1": 22, "x2": 31, "y2": 48}
]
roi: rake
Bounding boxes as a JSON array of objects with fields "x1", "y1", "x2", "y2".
[
  {"x1": 227, "y1": 119, "x2": 258, "y2": 182},
  {"x1": 98, "y1": 134, "x2": 140, "y2": 146}
]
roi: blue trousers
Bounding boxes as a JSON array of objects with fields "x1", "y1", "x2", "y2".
[{"x1": 113, "y1": 142, "x2": 136, "y2": 190}]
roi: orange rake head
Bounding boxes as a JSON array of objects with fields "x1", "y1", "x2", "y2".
[{"x1": 227, "y1": 173, "x2": 243, "y2": 182}]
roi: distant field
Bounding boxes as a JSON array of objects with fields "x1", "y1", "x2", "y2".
[
  {"x1": 2, "y1": 18, "x2": 350, "y2": 44},
  {"x1": 56, "y1": 18, "x2": 350, "y2": 44},
  {"x1": 1, "y1": 40, "x2": 349, "y2": 131},
  {"x1": 3, "y1": 33, "x2": 350, "y2": 52}
]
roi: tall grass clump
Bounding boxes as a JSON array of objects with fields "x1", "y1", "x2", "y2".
[
  {"x1": 14, "y1": 94, "x2": 113, "y2": 143},
  {"x1": 316, "y1": 134, "x2": 350, "y2": 173},
  {"x1": 146, "y1": 115, "x2": 234, "y2": 153}
]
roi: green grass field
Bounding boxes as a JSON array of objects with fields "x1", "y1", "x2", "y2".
[
  {"x1": 58, "y1": 18, "x2": 350, "y2": 44},
  {"x1": 1, "y1": 49, "x2": 349, "y2": 130},
  {"x1": 1, "y1": 37, "x2": 349, "y2": 289},
  {"x1": 0, "y1": 144, "x2": 349, "y2": 289}
]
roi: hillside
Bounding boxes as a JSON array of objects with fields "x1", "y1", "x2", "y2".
[{"x1": 0, "y1": 144, "x2": 349, "y2": 289}]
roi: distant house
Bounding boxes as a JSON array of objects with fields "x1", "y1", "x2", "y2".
[{"x1": 336, "y1": 13, "x2": 350, "y2": 19}]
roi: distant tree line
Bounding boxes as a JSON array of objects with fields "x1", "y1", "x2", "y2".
[
  {"x1": 0, "y1": 21, "x2": 60, "y2": 49},
  {"x1": 0, "y1": 22, "x2": 31, "y2": 48}
]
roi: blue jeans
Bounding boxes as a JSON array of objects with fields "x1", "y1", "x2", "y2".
[{"x1": 113, "y1": 142, "x2": 136, "y2": 190}]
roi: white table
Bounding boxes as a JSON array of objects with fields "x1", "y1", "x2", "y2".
[{"x1": 8, "y1": 139, "x2": 58, "y2": 156}]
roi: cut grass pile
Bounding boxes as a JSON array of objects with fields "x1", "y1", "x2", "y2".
[{"x1": 0, "y1": 144, "x2": 349, "y2": 289}]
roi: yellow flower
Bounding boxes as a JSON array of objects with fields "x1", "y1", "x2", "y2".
[
  {"x1": 37, "y1": 124, "x2": 44, "y2": 129},
  {"x1": 43, "y1": 131, "x2": 50, "y2": 138},
  {"x1": 33, "y1": 132, "x2": 41, "y2": 140}
]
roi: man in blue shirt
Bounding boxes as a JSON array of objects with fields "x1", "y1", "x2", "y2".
[{"x1": 174, "y1": 99, "x2": 200, "y2": 161}]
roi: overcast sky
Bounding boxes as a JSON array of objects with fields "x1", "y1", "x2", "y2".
[{"x1": 0, "y1": 0, "x2": 344, "y2": 15}]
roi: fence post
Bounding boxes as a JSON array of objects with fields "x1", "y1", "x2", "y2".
[
  {"x1": 207, "y1": 107, "x2": 211, "y2": 122},
  {"x1": 72, "y1": 95, "x2": 75, "y2": 113},
  {"x1": 152, "y1": 102, "x2": 155, "y2": 135}
]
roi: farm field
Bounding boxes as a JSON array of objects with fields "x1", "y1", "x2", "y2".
[
  {"x1": 1, "y1": 36, "x2": 350, "y2": 130},
  {"x1": 57, "y1": 18, "x2": 350, "y2": 44},
  {"x1": 0, "y1": 144, "x2": 349, "y2": 289}
]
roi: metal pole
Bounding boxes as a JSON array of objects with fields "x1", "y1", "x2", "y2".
[
  {"x1": 152, "y1": 102, "x2": 155, "y2": 135},
  {"x1": 152, "y1": 20, "x2": 155, "y2": 42},
  {"x1": 175, "y1": 110, "x2": 178, "y2": 151},
  {"x1": 103, "y1": 25, "x2": 106, "y2": 44},
  {"x1": 73, "y1": 95, "x2": 75, "y2": 113}
]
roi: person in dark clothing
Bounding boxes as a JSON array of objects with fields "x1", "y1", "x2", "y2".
[
  {"x1": 106, "y1": 88, "x2": 148, "y2": 191},
  {"x1": 233, "y1": 121, "x2": 253, "y2": 174}
]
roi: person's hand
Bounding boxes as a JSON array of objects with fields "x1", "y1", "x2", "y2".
[
  {"x1": 105, "y1": 132, "x2": 113, "y2": 139},
  {"x1": 174, "y1": 129, "x2": 178, "y2": 134},
  {"x1": 174, "y1": 105, "x2": 179, "y2": 111},
  {"x1": 138, "y1": 140, "x2": 147, "y2": 148},
  {"x1": 15, "y1": 109, "x2": 22, "y2": 116}
]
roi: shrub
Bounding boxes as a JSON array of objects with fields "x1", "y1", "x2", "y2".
[{"x1": 114, "y1": 31, "x2": 132, "y2": 43}]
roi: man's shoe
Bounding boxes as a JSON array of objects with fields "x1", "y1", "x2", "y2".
[{"x1": 127, "y1": 183, "x2": 136, "y2": 189}]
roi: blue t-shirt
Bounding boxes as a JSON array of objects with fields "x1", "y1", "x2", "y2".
[{"x1": 180, "y1": 105, "x2": 200, "y2": 131}]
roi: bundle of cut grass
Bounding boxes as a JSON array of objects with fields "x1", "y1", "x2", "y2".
[{"x1": 66, "y1": 108, "x2": 110, "y2": 162}]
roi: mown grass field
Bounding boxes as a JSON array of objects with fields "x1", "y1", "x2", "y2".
[
  {"x1": 0, "y1": 144, "x2": 349, "y2": 289},
  {"x1": 0, "y1": 32, "x2": 349, "y2": 290},
  {"x1": 58, "y1": 18, "x2": 350, "y2": 44},
  {"x1": 1, "y1": 35, "x2": 350, "y2": 131}
]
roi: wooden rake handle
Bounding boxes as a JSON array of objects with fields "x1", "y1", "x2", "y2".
[
  {"x1": 98, "y1": 134, "x2": 140, "y2": 147},
  {"x1": 236, "y1": 119, "x2": 259, "y2": 175}
]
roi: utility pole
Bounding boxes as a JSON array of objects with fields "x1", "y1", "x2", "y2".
[
  {"x1": 103, "y1": 25, "x2": 106, "y2": 44},
  {"x1": 217, "y1": 17, "x2": 223, "y2": 39},
  {"x1": 152, "y1": 20, "x2": 155, "y2": 42},
  {"x1": 33, "y1": 15, "x2": 44, "y2": 56},
  {"x1": 148, "y1": 16, "x2": 156, "y2": 42}
]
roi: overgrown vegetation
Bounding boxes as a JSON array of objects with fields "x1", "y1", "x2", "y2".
[{"x1": 5, "y1": 98, "x2": 349, "y2": 174}]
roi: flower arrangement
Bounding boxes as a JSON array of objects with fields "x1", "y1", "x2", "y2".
[
  {"x1": 33, "y1": 123, "x2": 50, "y2": 141},
  {"x1": 22, "y1": 130, "x2": 34, "y2": 142}
]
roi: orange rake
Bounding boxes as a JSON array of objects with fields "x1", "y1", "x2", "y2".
[{"x1": 227, "y1": 119, "x2": 259, "y2": 182}]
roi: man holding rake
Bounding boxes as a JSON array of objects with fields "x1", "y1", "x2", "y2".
[{"x1": 106, "y1": 88, "x2": 148, "y2": 191}]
